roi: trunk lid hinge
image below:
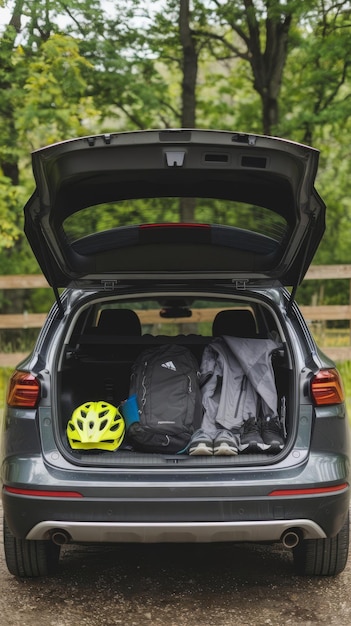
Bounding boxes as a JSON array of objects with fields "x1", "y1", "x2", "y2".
[
  {"x1": 232, "y1": 279, "x2": 249, "y2": 290},
  {"x1": 101, "y1": 279, "x2": 119, "y2": 291}
]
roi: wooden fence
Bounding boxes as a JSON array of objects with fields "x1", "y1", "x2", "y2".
[{"x1": 1, "y1": 265, "x2": 351, "y2": 366}]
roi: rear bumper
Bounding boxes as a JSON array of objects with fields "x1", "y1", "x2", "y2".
[
  {"x1": 2, "y1": 477, "x2": 350, "y2": 544},
  {"x1": 26, "y1": 518, "x2": 327, "y2": 543}
]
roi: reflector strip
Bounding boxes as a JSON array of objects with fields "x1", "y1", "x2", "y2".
[
  {"x1": 269, "y1": 483, "x2": 348, "y2": 497},
  {"x1": 4, "y1": 486, "x2": 83, "y2": 498}
]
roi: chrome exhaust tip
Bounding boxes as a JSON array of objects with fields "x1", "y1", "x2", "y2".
[
  {"x1": 281, "y1": 529, "x2": 301, "y2": 548},
  {"x1": 51, "y1": 529, "x2": 71, "y2": 545}
]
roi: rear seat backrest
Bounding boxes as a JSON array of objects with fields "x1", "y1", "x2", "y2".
[{"x1": 212, "y1": 309, "x2": 258, "y2": 338}]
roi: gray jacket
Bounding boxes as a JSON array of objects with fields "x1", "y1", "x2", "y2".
[{"x1": 200, "y1": 336, "x2": 279, "y2": 435}]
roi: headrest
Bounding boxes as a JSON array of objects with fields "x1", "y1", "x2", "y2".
[
  {"x1": 97, "y1": 309, "x2": 142, "y2": 336},
  {"x1": 212, "y1": 309, "x2": 257, "y2": 338}
]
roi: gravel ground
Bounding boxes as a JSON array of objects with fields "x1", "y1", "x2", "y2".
[{"x1": 0, "y1": 505, "x2": 351, "y2": 626}]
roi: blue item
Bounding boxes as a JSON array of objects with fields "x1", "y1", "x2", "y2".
[{"x1": 121, "y1": 394, "x2": 139, "y2": 429}]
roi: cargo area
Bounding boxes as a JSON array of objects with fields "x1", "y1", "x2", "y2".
[{"x1": 56, "y1": 296, "x2": 293, "y2": 464}]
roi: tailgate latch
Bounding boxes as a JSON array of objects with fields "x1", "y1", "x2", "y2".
[{"x1": 165, "y1": 151, "x2": 186, "y2": 167}]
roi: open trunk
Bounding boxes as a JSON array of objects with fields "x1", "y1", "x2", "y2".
[{"x1": 55, "y1": 292, "x2": 294, "y2": 466}]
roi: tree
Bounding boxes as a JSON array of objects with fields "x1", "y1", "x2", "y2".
[
  {"x1": 179, "y1": 0, "x2": 198, "y2": 220},
  {"x1": 16, "y1": 33, "x2": 95, "y2": 148},
  {"x1": 0, "y1": 0, "x2": 25, "y2": 186},
  {"x1": 280, "y1": 2, "x2": 351, "y2": 145},
  {"x1": 206, "y1": 0, "x2": 295, "y2": 135},
  {"x1": 0, "y1": 0, "x2": 104, "y2": 254}
]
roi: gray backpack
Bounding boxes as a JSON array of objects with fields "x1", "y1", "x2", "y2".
[{"x1": 127, "y1": 344, "x2": 202, "y2": 453}]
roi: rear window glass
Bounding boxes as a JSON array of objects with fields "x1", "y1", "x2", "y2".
[
  {"x1": 63, "y1": 198, "x2": 288, "y2": 245},
  {"x1": 90, "y1": 299, "x2": 258, "y2": 337}
]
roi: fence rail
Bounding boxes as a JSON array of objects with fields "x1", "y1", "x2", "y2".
[{"x1": 1, "y1": 265, "x2": 351, "y2": 366}]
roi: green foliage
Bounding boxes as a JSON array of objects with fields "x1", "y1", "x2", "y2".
[
  {"x1": 0, "y1": 175, "x2": 23, "y2": 247},
  {"x1": 336, "y1": 360, "x2": 351, "y2": 418},
  {"x1": 16, "y1": 33, "x2": 96, "y2": 148},
  {"x1": 280, "y1": 8, "x2": 351, "y2": 144},
  {"x1": 0, "y1": 368, "x2": 13, "y2": 408}
]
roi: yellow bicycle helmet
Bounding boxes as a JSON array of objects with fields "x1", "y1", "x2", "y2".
[{"x1": 67, "y1": 401, "x2": 125, "y2": 451}]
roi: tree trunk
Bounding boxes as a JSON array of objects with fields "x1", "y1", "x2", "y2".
[
  {"x1": 179, "y1": 0, "x2": 198, "y2": 221},
  {"x1": 247, "y1": 6, "x2": 291, "y2": 135},
  {"x1": 179, "y1": 0, "x2": 198, "y2": 128},
  {"x1": 261, "y1": 94, "x2": 279, "y2": 136}
]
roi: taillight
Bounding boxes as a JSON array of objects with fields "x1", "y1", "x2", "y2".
[
  {"x1": 311, "y1": 368, "x2": 345, "y2": 406},
  {"x1": 7, "y1": 371, "x2": 40, "y2": 408}
]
